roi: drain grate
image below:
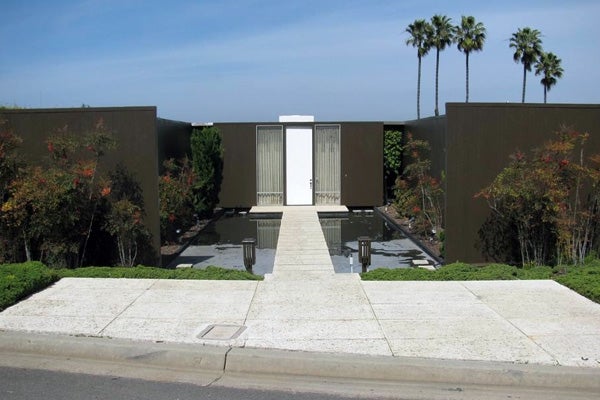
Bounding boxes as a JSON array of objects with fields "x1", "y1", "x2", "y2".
[{"x1": 197, "y1": 324, "x2": 246, "y2": 340}]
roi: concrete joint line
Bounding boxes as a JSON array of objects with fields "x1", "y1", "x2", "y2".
[
  {"x1": 97, "y1": 280, "x2": 157, "y2": 336},
  {"x1": 458, "y1": 282, "x2": 561, "y2": 365}
]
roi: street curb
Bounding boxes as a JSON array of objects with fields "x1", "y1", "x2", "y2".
[
  {"x1": 227, "y1": 347, "x2": 600, "y2": 391},
  {"x1": 0, "y1": 331, "x2": 226, "y2": 372},
  {"x1": 1, "y1": 331, "x2": 599, "y2": 392}
]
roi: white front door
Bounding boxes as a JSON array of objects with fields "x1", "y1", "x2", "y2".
[{"x1": 286, "y1": 127, "x2": 313, "y2": 205}]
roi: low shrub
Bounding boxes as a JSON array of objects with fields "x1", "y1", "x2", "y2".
[
  {"x1": 555, "y1": 265, "x2": 600, "y2": 303},
  {"x1": 362, "y1": 263, "x2": 558, "y2": 282},
  {"x1": 0, "y1": 262, "x2": 59, "y2": 311},
  {"x1": 57, "y1": 265, "x2": 262, "y2": 281}
]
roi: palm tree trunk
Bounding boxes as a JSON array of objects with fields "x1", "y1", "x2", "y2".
[
  {"x1": 435, "y1": 48, "x2": 440, "y2": 116},
  {"x1": 544, "y1": 85, "x2": 547, "y2": 104},
  {"x1": 465, "y1": 52, "x2": 470, "y2": 103},
  {"x1": 522, "y1": 64, "x2": 527, "y2": 103},
  {"x1": 417, "y1": 55, "x2": 422, "y2": 119}
]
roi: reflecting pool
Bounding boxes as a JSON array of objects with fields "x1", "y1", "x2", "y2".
[
  {"x1": 169, "y1": 209, "x2": 436, "y2": 275},
  {"x1": 321, "y1": 210, "x2": 436, "y2": 273}
]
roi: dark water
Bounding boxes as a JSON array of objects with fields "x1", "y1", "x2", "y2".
[
  {"x1": 321, "y1": 211, "x2": 435, "y2": 272},
  {"x1": 170, "y1": 210, "x2": 434, "y2": 275}
]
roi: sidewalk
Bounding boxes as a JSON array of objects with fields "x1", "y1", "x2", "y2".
[{"x1": 0, "y1": 207, "x2": 599, "y2": 385}]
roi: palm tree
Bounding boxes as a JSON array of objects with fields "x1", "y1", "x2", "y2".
[
  {"x1": 509, "y1": 27, "x2": 543, "y2": 103},
  {"x1": 535, "y1": 52, "x2": 563, "y2": 103},
  {"x1": 454, "y1": 16, "x2": 486, "y2": 102},
  {"x1": 405, "y1": 19, "x2": 433, "y2": 120},
  {"x1": 430, "y1": 15, "x2": 454, "y2": 116}
]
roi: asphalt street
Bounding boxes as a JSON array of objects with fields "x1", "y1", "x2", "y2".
[{"x1": 0, "y1": 366, "x2": 361, "y2": 400}]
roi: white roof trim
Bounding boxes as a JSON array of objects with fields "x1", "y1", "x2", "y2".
[{"x1": 278, "y1": 115, "x2": 315, "y2": 122}]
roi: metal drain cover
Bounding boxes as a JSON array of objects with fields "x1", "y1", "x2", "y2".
[{"x1": 198, "y1": 324, "x2": 246, "y2": 340}]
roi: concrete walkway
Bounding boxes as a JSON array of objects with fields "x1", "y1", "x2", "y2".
[{"x1": 1, "y1": 207, "x2": 600, "y2": 369}]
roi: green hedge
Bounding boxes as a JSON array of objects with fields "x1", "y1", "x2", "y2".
[
  {"x1": 57, "y1": 265, "x2": 263, "y2": 281},
  {"x1": 361, "y1": 263, "x2": 553, "y2": 281},
  {"x1": 555, "y1": 265, "x2": 600, "y2": 303},
  {"x1": 361, "y1": 262, "x2": 598, "y2": 304},
  {"x1": 0, "y1": 262, "x2": 59, "y2": 312}
]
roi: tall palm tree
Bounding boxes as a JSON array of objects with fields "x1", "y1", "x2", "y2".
[
  {"x1": 535, "y1": 52, "x2": 563, "y2": 103},
  {"x1": 405, "y1": 19, "x2": 432, "y2": 120},
  {"x1": 509, "y1": 27, "x2": 543, "y2": 103},
  {"x1": 430, "y1": 15, "x2": 454, "y2": 116},
  {"x1": 454, "y1": 16, "x2": 486, "y2": 103}
]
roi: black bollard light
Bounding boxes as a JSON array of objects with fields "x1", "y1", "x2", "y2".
[
  {"x1": 358, "y1": 236, "x2": 371, "y2": 273},
  {"x1": 242, "y1": 238, "x2": 256, "y2": 273}
]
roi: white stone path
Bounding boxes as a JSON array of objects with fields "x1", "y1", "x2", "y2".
[{"x1": 242, "y1": 206, "x2": 392, "y2": 354}]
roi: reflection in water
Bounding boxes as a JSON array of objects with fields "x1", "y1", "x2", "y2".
[
  {"x1": 320, "y1": 212, "x2": 435, "y2": 272},
  {"x1": 257, "y1": 219, "x2": 281, "y2": 249}
]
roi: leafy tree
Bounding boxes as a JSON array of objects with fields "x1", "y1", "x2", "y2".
[
  {"x1": 477, "y1": 127, "x2": 600, "y2": 266},
  {"x1": 104, "y1": 164, "x2": 150, "y2": 267},
  {"x1": 384, "y1": 130, "x2": 403, "y2": 200},
  {"x1": 430, "y1": 14, "x2": 454, "y2": 116},
  {"x1": 190, "y1": 126, "x2": 223, "y2": 216},
  {"x1": 394, "y1": 133, "x2": 444, "y2": 239},
  {"x1": 1, "y1": 121, "x2": 115, "y2": 267},
  {"x1": 159, "y1": 157, "x2": 196, "y2": 244},
  {"x1": 0, "y1": 121, "x2": 22, "y2": 204},
  {"x1": 405, "y1": 19, "x2": 433, "y2": 120},
  {"x1": 535, "y1": 52, "x2": 564, "y2": 103},
  {"x1": 104, "y1": 199, "x2": 148, "y2": 267},
  {"x1": 509, "y1": 27, "x2": 543, "y2": 103},
  {"x1": 454, "y1": 16, "x2": 486, "y2": 102}
]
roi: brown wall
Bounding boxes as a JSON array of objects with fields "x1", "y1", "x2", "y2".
[
  {"x1": 404, "y1": 116, "x2": 447, "y2": 181},
  {"x1": 156, "y1": 118, "x2": 192, "y2": 171},
  {"x1": 0, "y1": 107, "x2": 161, "y2": 265},
  {"x1": 214, "y1": 123, "x2": 257, "y2": 208},
  {"x1": 444, "y1": 103, "x2": 600, "y2": 263},
  {"x1": 340, "y1": 122, "x2": 384, "y2": 206}
]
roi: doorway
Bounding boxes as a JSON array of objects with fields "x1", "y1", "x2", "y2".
[{"x1": 285, "y1": 127, "x2": 313, "y2": 205}]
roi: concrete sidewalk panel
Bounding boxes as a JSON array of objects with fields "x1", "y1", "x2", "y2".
[
  {"x1": 530, "y1": 334, "x2": 600, "y2": 367},
  {"x1": 0, "y1": 315, "x2": 115, "y2": 336},
  {"x1": 243, "y1": 338, "x2": 392, "y2": 355},
  {"x1": 246, "y1": 301, "x2": 374, "y2": 320},
  {"x1": 371, "y1": 301, "x2": 499, "y2": 320},
  {"x1": 387, "y1": 336, "x2": 557, "y2": 364},
  {"x1": 99, "y1": 317, "x2": 246, "y2": 345},
  {"x1": 362, "y1": 281, "x2": 478, "y2": 303}
]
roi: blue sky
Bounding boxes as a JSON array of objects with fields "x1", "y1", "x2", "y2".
[{"x1": 1, "y1": 0, "x2": 599, "y2": 122}]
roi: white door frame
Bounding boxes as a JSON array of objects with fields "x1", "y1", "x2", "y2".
[{"x1": 285, "y1": 126, "x2": 313, "y2": 205}]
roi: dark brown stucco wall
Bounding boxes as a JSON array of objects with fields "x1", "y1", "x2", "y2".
[
  {"x1": 404, "y1": 116, "x2": 447, "y2": 181},
  {"x1": 156, "y1": 118, "x2": 192, "y2": 171},
  {"x1": 0, "y1": 107, "x2": 161, "y2": 265},
  {"x1": 340, "y1": 122, "x2": 384, "y2": 207},
  {"x1": 214, "y1": 123, "x2": 257, "y2": 208}
]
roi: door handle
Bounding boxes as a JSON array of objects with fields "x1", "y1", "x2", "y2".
[{"x1": 309, "y1": 179, "x2": 312, "y2": 189}]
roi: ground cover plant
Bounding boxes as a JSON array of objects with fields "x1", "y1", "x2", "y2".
[
  {"x1": 361, "y1": 262, "x2": 600, "y2": 304},
  {"x1": 57, "y1": 265, "x2": 262, "y2": 281},
  {"x1": 0, "y1": 262, "x2": 59, "y2": 311}
]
